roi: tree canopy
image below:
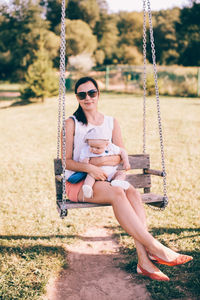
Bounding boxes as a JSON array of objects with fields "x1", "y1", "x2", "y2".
[{"x1": 0, "y1": 0, "x2": 199, "y2": 81}]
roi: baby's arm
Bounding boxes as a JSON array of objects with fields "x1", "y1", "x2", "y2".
[{"x1": 120, "y1": 148, "x2": 131, "y2": 170}]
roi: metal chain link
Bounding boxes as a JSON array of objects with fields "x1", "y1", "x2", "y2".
[
  {"x1": 56, "y1": 0, "x2": 67, "y2": 201},
  {"x1": 143, "y1": 0, "x2": 147, "y2": 154},
  {"x1": 146, "y1": 0, "x2": 168, "y2": 208}
]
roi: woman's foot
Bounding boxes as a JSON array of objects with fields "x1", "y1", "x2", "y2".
[
  {"x1": 137, "y1": 264, "x2": 170, "y2": 281},
  {"x1": 148, "y1": 252, "x2": 193, "y2": 266},
  {"x1": 82, "y1": 185, "x2": 93, "y2": 198},
  {"x1": 111, "y1": 180, "x2": 130, "y2": 190}
]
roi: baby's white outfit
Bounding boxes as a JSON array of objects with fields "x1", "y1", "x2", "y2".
[
  {"x1": 64, "y1": 115, "x2": 114, "y2": 180},
  {"x1": 80, "y1": 142, "x2": 121, "y2": 181}
]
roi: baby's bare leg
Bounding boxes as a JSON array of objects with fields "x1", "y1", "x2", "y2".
[
  {"x1": 111, "y1": 171, "x2": 130, "y2": 190},
  {"x1": 112, "y1": 170, "x2": 126, "y2": 181},
  {"x1": 82, "y1": 175, "x2": 95, "y2": 199},
  {"x1": 84, "y1": 174, "x2": 95, "y2": 187}
]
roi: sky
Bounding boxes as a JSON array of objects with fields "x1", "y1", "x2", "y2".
[{"x1": 107, "y1": 0, "x2": 191, "y2": 12}]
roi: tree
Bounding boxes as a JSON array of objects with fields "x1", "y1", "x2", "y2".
[
  {"x1": 153, "y1": 8, "x2": 180, "y2": 65},
  {"x1": 117, "y1": 12, "x2": 143, "y2": 48},
  {"x1": 116, "y1": 11, "x2": 144, "y2": 64},
  {"x1": 20, "y1": 42, "x2": 58, "y2": 102},
  {"x1": 176, "y1": 1, "x2": 200, "y2": 66},
  {"x1": 40, "y1": 0, "x2": 64, "y2": 31},
  {"x1": 66, "y1": 0, "x2": 100, "y2": 29},
  {"x1": 118, "y1": 45, "x2": 143, "y2": 65},
  {"x1": 55, "y1": 19, "x2": 97, "y2": 58},
  {"x1": 0, "y1": 0, "x2": 59, "y2": 80},
  {"x1": 94, "y1": 13, "x2": 119, "y2": 64}
]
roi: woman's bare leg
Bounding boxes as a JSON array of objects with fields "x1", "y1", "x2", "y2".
[
  {"x1": 78, "y1": 181, "x2": 180, "y2": 267},
  {"x1": 125, "y1": 186, "x2": 153, "y2": 270}
]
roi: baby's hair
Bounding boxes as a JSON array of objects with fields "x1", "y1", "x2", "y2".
[{"x1": 73, "y1": 77, "x2": 99, "y2": 125}]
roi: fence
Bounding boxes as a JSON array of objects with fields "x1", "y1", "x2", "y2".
[{"x1": 66, "y1": 65, "x2": 200, "y2": 97}]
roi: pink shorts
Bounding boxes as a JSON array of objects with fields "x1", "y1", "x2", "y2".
[{"x1": 65, "y1": 180, "x2": 84, "y2": 202}]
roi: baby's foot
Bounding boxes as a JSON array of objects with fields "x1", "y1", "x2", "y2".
[
  {"x1": 82, "y1": 185, "x2": 93, "y2": 198},
  {"x1": 111, "y1": 180, "x2": 130, "y2": 190}
]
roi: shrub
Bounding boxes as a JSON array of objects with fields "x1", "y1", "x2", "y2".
[{"x1": 20, "y1": 43, "x2": 58, "y2": 102}]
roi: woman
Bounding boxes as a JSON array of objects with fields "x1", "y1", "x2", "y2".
[{"x1": 64, "y1": 76, "x2": 192, "y2": 281}]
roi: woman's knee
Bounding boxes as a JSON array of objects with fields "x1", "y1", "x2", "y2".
[
  {"x1": 127, "y1": 185, "x2": 142, "y2": 202},
  {"x1": 110, "y1": 186, "x2": 127, "y2": 204}
]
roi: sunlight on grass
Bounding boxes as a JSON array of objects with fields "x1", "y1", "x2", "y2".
[{"x1": 0, "y1": 92, "x2": 199, "y2": 299}]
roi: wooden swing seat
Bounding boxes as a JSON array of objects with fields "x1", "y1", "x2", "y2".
[{"x1": 54, "y1": 154, "x2": 165, "y2": 217}]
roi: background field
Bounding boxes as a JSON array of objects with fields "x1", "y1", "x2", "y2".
[{"x1": 0, "y1": 91, "x2": 199, "y2": 299}]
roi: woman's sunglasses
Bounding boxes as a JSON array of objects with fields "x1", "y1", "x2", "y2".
[{"x1": 76, "y1": 89, "x2": 98, "y2": 100}]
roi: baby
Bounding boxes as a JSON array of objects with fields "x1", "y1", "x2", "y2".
[{"x1": 80, "y1": 127, "x2": 131, "y2": 199}]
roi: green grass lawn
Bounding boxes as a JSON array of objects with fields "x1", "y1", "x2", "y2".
[{"x1": 0, "y1": 89, "x2": 199, "y2": 299}]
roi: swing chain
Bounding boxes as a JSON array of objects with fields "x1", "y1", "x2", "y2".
[
  {"x1": 57, "y1": 0, "x2": 67, "y2": 201},
  {"x1": 143, "y1": 0, "x2": 147, "y2": 154},
  {"x1": 144, "y1": 0, "x2": 168, "y2": 208}
]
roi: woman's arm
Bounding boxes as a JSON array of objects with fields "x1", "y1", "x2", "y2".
[
  {"x1": 62, "y1": 118, "x2": 107, "y2": 180},
  {"x1": 112, "y1": 118, "x2": 125, "y2": 148},
  {"x1": 89, "y1": 155, "x2": 120, "y2": 166}
]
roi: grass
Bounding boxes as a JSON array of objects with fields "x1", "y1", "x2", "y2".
[{"x1": 0, "y1": 86, "x2": 200, "y2": 299}]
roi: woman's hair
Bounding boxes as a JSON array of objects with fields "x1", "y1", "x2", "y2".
[{"x1": 73, "y1": 77, "x2": 99, "y2": 125}]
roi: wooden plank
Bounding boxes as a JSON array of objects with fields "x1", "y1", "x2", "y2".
[
  {"x1": 126, "y1": 174, "x2": 151, "y2": 188},
  {"x1": 54, "y1": 159, "x2": 62, "y2": 175},
  {"x1": 129, "y1": 154, "x2": 150, "y2": 169},
  {"x1": 142, "y1": 193, "x2": 164, "y2": 203},
  {"x1": 55, "y1": 154, "x2": 150, "y2": 175},
  {"x1": 118, "y1": 154, "x2": 150, "y2": 170},
  {"x1": 144, "y1": 169, "x2": 164, "y2": 177},
  {"x1": 56, "y1": 173, "x2": 151, "y2": 189},
  {"x1": 55, "y1": 179, "x2": 62, "y2": 198},
  {"x1": 56, "y1": 193, "x2": 164, "y2": 210}
]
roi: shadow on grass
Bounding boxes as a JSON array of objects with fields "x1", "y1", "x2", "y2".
[
  {"x1": 0, "y1": 229, "x2": 199, "y2": 300},
  {"x1": 0, "y1": 234, "x2": 114, "y2": 242},
  {"x1": 0, "y1": 244, "x2": 66, "y2": 260},
  {"x1": 0, "y1": 99, "x2": 32, "y2": 109},
  {"x1": 0, "y1": 88, "x2": 32, "y2": 108},
  {"x1": 122, "y1": 249, "x2": 200, "y2": 300},
  {"x1": 0, "y1": 244, "x2": 67, "y2": 299},
  {"x1": 105, "y1": 225, "x2": 200, "y2": 300},
  {"x1": 106, "y1": 225, "x2": 200, "y2": 235}
]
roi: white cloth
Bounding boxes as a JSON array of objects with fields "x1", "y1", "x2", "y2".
[
  {"x1": 80, "y1": 143, "x2": 121, "y2": 181},
  {"x1": 84, "y1": 126, "x2": 110, "y2": 141},
  {"x1": 65, "y1": 115, "x2": 114, "y2": 180}
]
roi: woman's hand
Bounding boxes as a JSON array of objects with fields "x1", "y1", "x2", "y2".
[{"x1": 87, "y1": 164, "x2": 108, "y2": 181}]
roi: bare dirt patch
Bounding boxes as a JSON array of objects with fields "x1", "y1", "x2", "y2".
[{"x1": 45, "y1": 227, "x2": 151, "y2": 300}]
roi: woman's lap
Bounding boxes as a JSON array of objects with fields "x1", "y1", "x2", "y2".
[
  {"x1": 78, "y1": 181, "x2": 126, "y2": 204},
  {"x1": 66, "y1": 180, "x2": 114, "y2": 203},
  {"x1": 66, "y1": 179, "x2": 140, "y2": 205}
]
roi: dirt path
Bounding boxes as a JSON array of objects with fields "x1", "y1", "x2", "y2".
[{"x1": 45, "y1": 227, "x2": 151, "y2": 300}]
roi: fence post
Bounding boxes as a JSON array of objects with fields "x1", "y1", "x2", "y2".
[
  {"x1": 105, "y1": 65, "x2": 110, "y2": 90},
  {"x1": 197, "y1": 67, "x2": 200, "y2": 97}
]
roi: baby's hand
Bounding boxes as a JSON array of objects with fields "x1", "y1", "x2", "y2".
[{"x1": 123, "y1": 162, "x2": 131, "y2": 171}]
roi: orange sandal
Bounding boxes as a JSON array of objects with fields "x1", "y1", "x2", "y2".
[
  {"x1": 148, "y1": 253, "x2": 193, "y2": 266},
  {"x1": 137, "y1": 264, "x2": 170, "y2": 281}
]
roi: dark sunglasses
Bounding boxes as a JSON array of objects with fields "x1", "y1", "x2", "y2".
[{"x1": 76, "y1": 89, "x2": 98, "y2": 100}]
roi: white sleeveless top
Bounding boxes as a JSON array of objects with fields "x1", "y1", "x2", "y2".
[{"x1": 65, "y1": 115, "x2": 114, "y2": 179}]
